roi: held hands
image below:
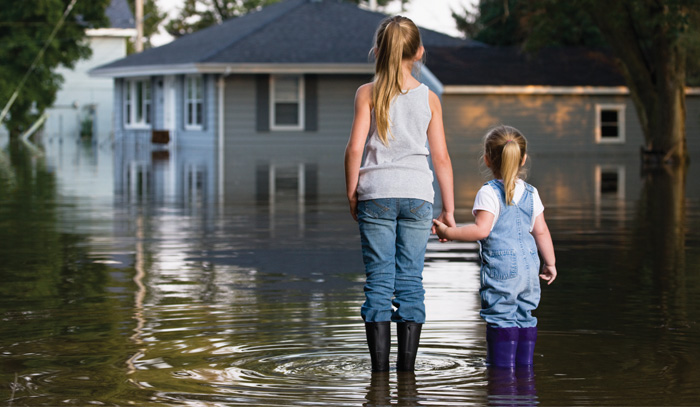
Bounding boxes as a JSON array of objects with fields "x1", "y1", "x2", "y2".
[
  {"x1": 540, "y1": 264, "x2": 557, "y2": 285},
  {"x1": 431, "y1": 211, "x2": 455, "y2": 242}
]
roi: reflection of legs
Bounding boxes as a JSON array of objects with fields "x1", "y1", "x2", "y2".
[
  {"x1": 364, "y1": 371, "x2": 390, "y2": 407},
  {"x1": 396, "y1": 371, "x2": 418, "y2": 407}
]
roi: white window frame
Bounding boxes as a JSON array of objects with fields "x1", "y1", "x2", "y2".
[
  {"x1": 184, "y1": 75, "x2": 204, "y2": 130},
  {"x1": 595, "y1": 104, "x2": 626, "y2": 144},
  {"x1": 123, "y1": 78, "x2": 152, "y2": 129},
  {"x1": 270, "y1": 75, "x2": 305, "y2": 131}
]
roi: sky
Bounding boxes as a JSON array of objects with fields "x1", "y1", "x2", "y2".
[{"x1": 151, "y1": 0, "x2": 473, "y2": 46}]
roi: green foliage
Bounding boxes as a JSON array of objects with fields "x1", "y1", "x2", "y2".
[
  {"x1": 453, "y1": 0, "x2": 605, "y2": 48},
  {"x1": 165, "y1": 0, "x2": 282, "y2": 38},
  {"x1": 0, "y1": 0, "x2": 110, "y2": 138},
  {"x1": 126, "y1": 0, "x2": 167, "y2": 52}
]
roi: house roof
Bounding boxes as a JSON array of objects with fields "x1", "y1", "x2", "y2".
[
  {"x1": 427, "y1": 46, "x2": 626, "y2": 88},
  {"x1": 92, "y1": 0, "x2": 469, "y2": 76},
  {"x1": 106, "y1": 0, "x2": 135, "y2": 29}
]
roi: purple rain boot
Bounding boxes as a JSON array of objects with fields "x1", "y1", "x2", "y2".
[
  {"x1": 486, "y1": 326, "x2": 519, "y2": 368},
  {"x1": 516, "y1": 327, "x2": 537, "y2": 366}
]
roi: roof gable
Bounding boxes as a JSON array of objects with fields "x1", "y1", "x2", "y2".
[{"x1": 106, "y1": 0, "x2": 135, "y2": 29}]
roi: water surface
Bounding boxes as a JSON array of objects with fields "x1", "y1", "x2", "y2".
[{"x1": 1, "y1": 135, "x2": 699, "y2": 406}]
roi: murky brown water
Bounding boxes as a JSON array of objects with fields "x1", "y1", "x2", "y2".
[{"x1": 1, "y1": 135, "x2": 699, "y2": 406}]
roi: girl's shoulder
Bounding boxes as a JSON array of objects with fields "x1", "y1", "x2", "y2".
[{"x1": 357, "y1": 82, "x2": 373, "y2": 96}]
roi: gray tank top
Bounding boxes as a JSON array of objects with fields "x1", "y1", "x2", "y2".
[{"x1": 357, "y1": 83, "x2": 434, "y2": 203}]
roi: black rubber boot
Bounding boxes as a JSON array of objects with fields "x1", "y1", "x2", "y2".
[
  {"x1": 396, "y1": 322, "x2": 422, "y2": 371},
  {"x1": 365, "y1": 322, "x2": 390, "y2": 372}
]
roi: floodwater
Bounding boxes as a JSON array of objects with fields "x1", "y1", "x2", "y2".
[{"x1": 1, "y1": 133, "x2": 700, "y2": 406}]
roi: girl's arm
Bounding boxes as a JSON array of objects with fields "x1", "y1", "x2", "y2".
[
  {"x1": 426, "y1": 90, "x2": 456, "y2": 240},
  {"x1": 344, "y1": 83, "x2": 372, "y2": 221},
  {"x1": 532, "y1": 213, "x2": 557, "y2": 284},
  {"x1": 433, "y1": 210, "x2": 494, "y2": 242}
]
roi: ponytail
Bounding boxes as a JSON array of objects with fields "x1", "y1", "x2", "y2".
[
  {"x1": 371, "y1": 16, "x2": 422, "y2": 146},
  {"x1": 500, "y1": 141, "x2": 521, "y2": 205},
  {"x1": 483, "y1": 125, "x2": 528, "y2": 206}
]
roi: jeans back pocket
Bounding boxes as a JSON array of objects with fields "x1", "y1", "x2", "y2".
[{"x1": 481, "y1": 249, "x2": 518, "y2": 280}]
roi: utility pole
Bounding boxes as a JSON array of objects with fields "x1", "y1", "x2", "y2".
[
  {"x1": 135, "y1": 0, "x2": 143, "y2": 52},
  {"x1": 369, "y1": 0, "x2": 377, "y2": 11}
]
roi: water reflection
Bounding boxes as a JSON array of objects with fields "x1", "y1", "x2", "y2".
[
  {"x1": 1, "y1": 133, "x2": 700, "y2": 406},
  {"x1": 487, "y1": 367, "x2": 537, "y2": 406}
]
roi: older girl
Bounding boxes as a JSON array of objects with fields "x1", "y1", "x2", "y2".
[
  {"x1": 344, "y1": 16, "x2": 455, "y2": 372},
  {"x1": 433, "y1": 125, "x2": 557, "y2": 368}
]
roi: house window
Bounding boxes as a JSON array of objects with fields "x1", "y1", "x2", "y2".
[
  {"x1": 185, "y1": 76, "x2": 204, "y2": 129},
  {"x1": 595, "y1": 104, "x2": 625, "y2": 143},
  {"x1": 270, "y1": 75, "x2": 304, "y2": 130},
  {"x1": 124, "y1": 79, "x2": 152, "y2": 128}
]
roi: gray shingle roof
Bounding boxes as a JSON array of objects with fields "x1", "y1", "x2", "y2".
[
  {"x1": 427, "y1": 46, "x2": 626, "y2": 87},
  {"x1": 95, "y1": 0, "x2": 469, "y2": 71},
  {"x1": 106, "y1": 0, "x2": 135, "y2": 29}
]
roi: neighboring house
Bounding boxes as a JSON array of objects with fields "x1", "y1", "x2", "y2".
[
  {"x1": 91, "y1": 0, "x2": 467, "y2": 204},
  {"x1": 427, "y1": 46, "x2": 700, "y2": 155},
  {"x1": 45, "y1": 0, "x2": 135, "y2": 140},
  {"x1": 426, "y1": 46, "x2": 700, "y2": 209}
]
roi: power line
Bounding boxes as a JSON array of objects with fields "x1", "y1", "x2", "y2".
[{"x1": 0, "y1": 0, "x2": 80, "y2": 124}]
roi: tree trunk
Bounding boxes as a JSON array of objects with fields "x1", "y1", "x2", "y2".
[{"x1": 585, "y1": 0, "x2": 689, "y2": 167}]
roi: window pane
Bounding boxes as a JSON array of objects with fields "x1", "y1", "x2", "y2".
[
  {"x1": 601, "y1": 110, "x2": 618, "y2": 123},
  {"x1": 275, "y1": 76, "x2": 299, "y2": 101},
  {"x1": 275, "y1": 102, "x2": 299, "y2": 125},
  {"x1": 125, "y1": 101, "x2": 131, "y2": 124},
  {"x1": 187, "y1": 103, "x2": 193, "y2": 125},
  {"x1": 196, "y1": 102, "x2": 203, "y2": 125},
  {"x1": 136, "y1": 82, "x2": 143, "y2": 122},
  {"x1": 144, "y1": 81, "x2": 151, "y2": 101},
  {"x1": 187, "y1": 78, "x2": 193, "y2": 99},
  {"x1": 601, "y1": 125, "x2": 618, "y2": 138},
  {"x1": 196, "y1": 77, "x2": 203, "y2": 99},
  {"x1": 146, "y1": 103, "x2": 151, "y2": 124}
]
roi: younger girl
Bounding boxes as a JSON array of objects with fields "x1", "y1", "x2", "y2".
[
  {"x1": 345, "y1": 16, "x2": 455, "y2": 372},
  {"x1": 433, "y1": 125, "x2": 557, "y2": 367}
]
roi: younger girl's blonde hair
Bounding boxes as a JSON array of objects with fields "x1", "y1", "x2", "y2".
[
  {"x1": 372, "y1": 16, "x2": 423, "y2": 146},
  {"x1": 483, "y1": 125, "x2": 528, "y2": 205}
]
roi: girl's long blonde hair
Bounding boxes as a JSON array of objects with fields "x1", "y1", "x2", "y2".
[
  {"x1": 371, "y1": 16, "x2": 422, "y2": 146},
  {"x1": 483, "y1": 125, "x2": 528, "y2": 205}
]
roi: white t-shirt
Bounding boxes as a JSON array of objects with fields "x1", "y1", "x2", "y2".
[{"x1": 472, "y1": 179, "x2": 544, "y2": 232}]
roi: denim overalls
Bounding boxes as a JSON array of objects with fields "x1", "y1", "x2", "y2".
[{"x1": 479, "y1": 180, "x2": 541, "y2": 328}]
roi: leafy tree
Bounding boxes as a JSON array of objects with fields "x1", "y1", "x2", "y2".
[
  {"x1": 126, "y1": 0, "x2": 167, "y2": 52},
  {"x1": 165, "y1": 0, "x2": 281, "y2": 38},
  {"x1": 454, "y1": 0, "x2": 699, "y2": 166},
  {"x1": 0, "y1": 0, "x2": 110, "y2": 138}
]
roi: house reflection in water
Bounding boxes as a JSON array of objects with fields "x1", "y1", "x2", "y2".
[{"x1": 114, "y1": 137, "x2": 217, "y2": 208}]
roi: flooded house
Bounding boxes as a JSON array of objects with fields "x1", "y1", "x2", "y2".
[
  {"x1": 45, "y1": 0, "x2": 135, "y2": 140},
  {"x1": 91, "y1": 0, "x2": 700, "y2": 212},
  {"x1": 427, "y1": 46, "x2": 700, "y2": 212},
  {"x1": 90, "y1": 0, "x2": 467, "y2": 206}
]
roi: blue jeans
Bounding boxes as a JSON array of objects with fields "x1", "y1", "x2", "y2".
[{"x1": 357, "y1": 198, "x2": 433, "y2": 323}]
